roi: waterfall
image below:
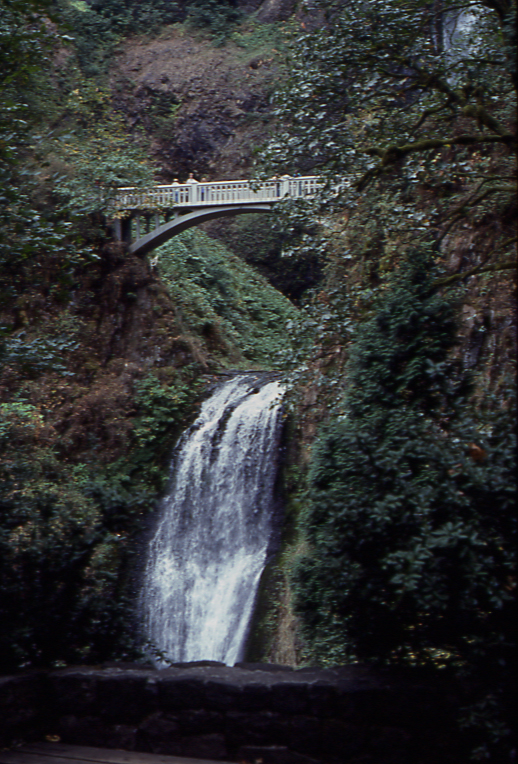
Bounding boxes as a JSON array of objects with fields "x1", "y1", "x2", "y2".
[{"x1": 140, "y1": 374, "x2": 284, "y2": 666}]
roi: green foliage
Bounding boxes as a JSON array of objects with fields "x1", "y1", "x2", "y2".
[
  {"x1": 346, "y1": 249, "x2": 460, "y2": 413},
  {"x1": 263, "y1": 0, "x2": 516, "y2": 270},
  {"x1": 0, "y1": 1, "x2": 68, "y2": 270},
  {"x1": 0, "y1": 402, "x2": 109, "y2": 668},
  {"x1": 186, "y1": 0, "x2": 241, "y2": 43},
  {"x1": 0, "y1": 0, "x2": 106, "y2": 298},
  {"x1": 148, "y1": 91, "x2": 183, "y2": 141},
  {"x1": 1, "y1": 328, "x2": 79, "y2": 378},
  {"x1": 0, "y1": 367, "x2": 201, "y2": 670},
  {"x1": 268, "y1": 0, "x2": 515, "y2": 175},
  {"x1": 55, "y1": 0, "x2": 242, "y2": 75},
  {"x1": 294, "y1": 250, "x2": 516, "y2": 759},
  {"x1": 154, "y1": 228, "x2": 301, "y2": 366},
  {"x1": 220, "y1": 209, "x2": 324, "y2": 302},
  {"x1": 132, "y1": 372, "x2": 201, "y2": 465},
  {"x1": 50, "y1": 80, "x2": 154, "y2": 215},
  {"x1": 231, "y1": 18, "x2": 287, "y2": 55},
  {"x1": 55, "y1": 0, "x2": 181, "y2": 75},
  {"x1": 87, "y1": 0, "x2": 181, "y2": 35}
]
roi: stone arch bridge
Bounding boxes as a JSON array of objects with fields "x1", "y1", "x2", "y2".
[{"x1": 111, "y1": 176, "x2": 322, "y2": 257}]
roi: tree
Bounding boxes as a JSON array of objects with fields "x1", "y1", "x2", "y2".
[
  {"x1": 0, "y1": 0, "x2": 63, "y2": 275},
  {"x1": 264, "y1": 0, "x2": 516, "y2": 278},
  {"x1": 0, "y1": 0, "x2": 155, "y2": 669},
  {"x1": 293, "y1": 249, "x2": 516, "y2": 760}
]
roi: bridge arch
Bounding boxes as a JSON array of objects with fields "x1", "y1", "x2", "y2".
[
  {"x1": 128, "y1": 204, "x2": 272, "y2": 257},
  {"x1": 111, "y1": 176, "x2": 326, "y2": 256}
]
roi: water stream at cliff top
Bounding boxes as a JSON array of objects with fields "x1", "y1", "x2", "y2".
[{"x1": 140, "y1": 375, "x2": 284, "y2": 666}]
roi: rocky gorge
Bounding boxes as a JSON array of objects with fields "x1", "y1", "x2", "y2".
[{"x1": 0, "y1": 0, "x2": 515, "y2": 760}]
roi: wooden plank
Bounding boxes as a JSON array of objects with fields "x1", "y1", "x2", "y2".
[{"x1": 1, "y1": 744, "x2": 231, "y2": 764}]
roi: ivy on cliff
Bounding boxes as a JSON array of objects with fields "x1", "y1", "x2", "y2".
[{"x1": 0, "y1": 0, "x2": 196, "y2": 669}]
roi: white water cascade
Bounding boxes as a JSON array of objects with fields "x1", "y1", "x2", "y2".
[{"x1": 140, "y1": 375, "x2": 285, "y2": 666}]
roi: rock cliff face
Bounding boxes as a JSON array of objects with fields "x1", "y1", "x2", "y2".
[
  {"x1": 107, "y1": 1, "x2": 326, "y2": 181},
  {"x1": 109, "y1": 26, "x2": 284, "y2": 181}
]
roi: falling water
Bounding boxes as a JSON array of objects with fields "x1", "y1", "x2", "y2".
[{"x1": 140, "y1": 374, "x2": 284, "y2": 666}]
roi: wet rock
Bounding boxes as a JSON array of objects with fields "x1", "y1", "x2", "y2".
[
  {"x1": 178, "y1": 708, "x2": 226, "y2": 735},
  {"x1": 241, "y1": 681, "x2": 275, "y2": 711},
  {"x1": 0, "y1": 664, "x2": 464, "y2": 762},
  {"x1": 365, "y1": 726, "x2": 413, "y2": 764},
  {"x1": 226, "y1": 711, "x2": 290, "y2": 748},
  {"x1": 268, "y1": 681, "x2": 310, "y2": 715},
  {"x1": 204, "y1": 678, "x2": 244, "y2": 711},
  {"x1": 159, "y1": 675, "x2": 207, "y2": 711},
  {"x1": 321, "y1": 719, "x2": 365, "y2": 759},
  {"x1": 57, "y1": 715, "x2": 138, "y2": 750},
  {"x1": 48, "y1": 670, "x2": 98, "y2": 716},
  {"x1": 288, "y1": 716, "x2": 321, "y2": 758}
]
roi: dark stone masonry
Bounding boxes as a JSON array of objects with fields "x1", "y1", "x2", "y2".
[{"x1": 0, "y1": 662, "x2": 465, "y2": 764}]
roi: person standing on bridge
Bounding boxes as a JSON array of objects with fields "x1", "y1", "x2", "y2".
[
  {"x1": 171, "y1": 178, "x2": 181, "y2": 204},
  {"x1": 186, "y1": 173, "x2": 199, "y2": 203}
]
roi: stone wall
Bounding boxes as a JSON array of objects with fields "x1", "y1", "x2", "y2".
[{"x1": 0, "y1": 663, "x2": 464, "y2": 764}]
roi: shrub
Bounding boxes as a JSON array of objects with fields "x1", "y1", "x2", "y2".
[{"x1": 294, "y1": 248, "x2": 516, "y2": 759}]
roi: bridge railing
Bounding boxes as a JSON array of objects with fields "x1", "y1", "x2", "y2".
[{"x1": 114, "y1": 176, "x2": 323, "y2": 210}]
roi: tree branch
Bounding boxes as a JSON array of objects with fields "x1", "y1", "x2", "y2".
[
  {"x1": 430, "y1": 257, "x2": 517, "y2": 291},
  {"x1": 448, "y1": 184, "x2": 516, "y2": 216},
  {"x1": 366, "y1": 133, "x2": 515, "y2": 164},
  {"x1": 411, "y1": 103, "x2": 452, "y2": 133},
  {"x1": 461, "y1": 104, "x2": 513, "y2": 138},
  {"x1": 437, "y1": 187, "x2": 516, "y2": 243}
]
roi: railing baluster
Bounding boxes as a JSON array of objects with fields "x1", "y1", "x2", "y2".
[{"x1": 113, "y1": 177, "x2": 324, "y2": 218}]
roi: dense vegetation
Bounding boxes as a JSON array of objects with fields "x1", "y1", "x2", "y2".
[
  {"x1": 293, "y1": 249, "x2": 515, "y2": 759},
  {"x1": 56, "y1": 0, "x2": 243, "y2": 75},
  {"x1": 266, "y1": 0, "x2": 516, "y2": 284},
  {"x1": 259, "y1": 0, "x2": 516, "y2": 759},
  {"x1": 0, "y1": 0, "x2": 516, "y2": 758},
  {"x1": 0, "y1": 0, "x2": 296, "y2": 669},
  {"x1": 154, "y1": 228, "x2": 301, "y2": 364}
]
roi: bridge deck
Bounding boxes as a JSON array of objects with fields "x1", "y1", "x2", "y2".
[
  {"x1": 114, "y1": 176, "x2": 322, "y2": 211},
  {"x1": 0, "y1": 744, "x2": 228, "y2": 764},
  {"x1": 111, "y1": 175, "x2": 326, "y2": 253}
]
